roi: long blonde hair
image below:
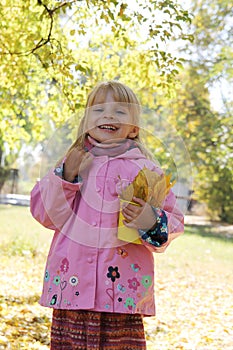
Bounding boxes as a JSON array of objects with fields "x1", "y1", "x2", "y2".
[{"x1": 65, "y1": 80, "x2": 151, "y2": 158}]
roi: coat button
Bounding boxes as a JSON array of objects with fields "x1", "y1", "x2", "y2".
[
  {"x1": 87, "y1": 257, "x2": 93, "y2": 263},
  {"x1": 96, "y1": 187, "x2": 101, "y2": 192},
  {"x1": 92, "y1": 221, "x2": 97, "y2": 226},
  {"x1": 55, "y1": 167, "x2": 62, "y2": 174}
]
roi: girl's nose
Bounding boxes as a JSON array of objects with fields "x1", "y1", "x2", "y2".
[
  {"x1": 103, "y1": 113, "x2": 114, "y2": 119},
  {"x1": 103, "y1": 108, "x2": 115, "y2": 118}
]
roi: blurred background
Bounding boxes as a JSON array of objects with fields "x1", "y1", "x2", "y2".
[
  {"x1": 0, "y1": 2, "x2": 233, "y2": 349},
  {"x1": 0, "y1": 0, "x2": 232, "y2": 223}
]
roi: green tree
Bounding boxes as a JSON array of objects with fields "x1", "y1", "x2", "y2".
[
  {"x1": 187, "y1": 0, "x2": 233, "y2": 223},
  {"x1": 153, "y1": 63, "x2": 233, "y2": 222},
  {"x1": 156, "y1": 0, "x2": 233, "y2": 222},
  {"x1": 0, "y1": 0, "x2": 192, "y2": 189},
  {"x1": 187, "y1": 0, "x2": 233, "y2": 83}
]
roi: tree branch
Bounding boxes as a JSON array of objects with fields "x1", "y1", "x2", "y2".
[{"x1": 0, "y1": 0, "x2": 80, "y2": 57}]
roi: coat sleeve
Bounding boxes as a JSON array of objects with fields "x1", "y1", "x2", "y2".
[
  {"x1": 140, "y1": 188, "x2": 184, "y2": 253},
  {"x1": 30, "y1": 169, "x2": 82, "y2": 230},
  {"x1": 160, "y1": 189, "x2": 184, "y2": 250},
  {"x1": 138, "y1": 161, "x2": 184, "y2": 253}
]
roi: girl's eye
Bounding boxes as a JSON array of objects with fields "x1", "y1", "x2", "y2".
[
  {"x1": 116, "y1": 110, "x2": 126, "y2": 115},
  {"x1": 94, "y1": 108, "x2": 104, "y2": 112}
]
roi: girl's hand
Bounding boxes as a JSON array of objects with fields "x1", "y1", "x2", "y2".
[
  {"x1": 122, "y1": 197, "x2": 157, "y2": 230},
  {"x1": 63, "y1": 148, "x2": 93, "y2": 182}
]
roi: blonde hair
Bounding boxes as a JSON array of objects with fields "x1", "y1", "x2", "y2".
[{"x1": 65, "y1": 80, "x2": 151, "y2": 158}]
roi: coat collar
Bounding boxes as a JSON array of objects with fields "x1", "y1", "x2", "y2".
[{"x1": 84, "y1": 135, "x2": 146, "y2": 159}]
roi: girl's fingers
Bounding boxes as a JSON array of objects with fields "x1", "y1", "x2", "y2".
[
  {"x1": 64, "y1": 148, "x2": 93, "y2": 181},
  {"x1": 121, "y1": 197, "x2": 145, "y2": 219},
  {"x1": 122, "y1": 206, "x2": 142, "y2": 224},
  {"x1": 122, "y1": 206, "x2": 141, "y2": 218},
  {"x1": 122, "y1": 211, "x2": 133, "y2": 221},
  {"x1": 132, "y1": 197, "x2": 146, "y2": 206}
]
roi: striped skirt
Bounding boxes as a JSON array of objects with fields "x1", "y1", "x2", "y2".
[{"x1": 51, "y1": 309, "x2": 147, "y2": 350}]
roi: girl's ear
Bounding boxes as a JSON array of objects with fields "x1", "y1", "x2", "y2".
[{"x1": 128, "y1": 126, "x2": 139, "y2": 139}]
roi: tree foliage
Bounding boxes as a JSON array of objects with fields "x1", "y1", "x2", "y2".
[
  {"x1": 160, "y1": 0, "x2": 233, "y2": 223},
  {"x1": 1, "y1": 0, "x2": 232, "y2": 222},
  {"x1": 187, "y1": 0, "x2": 233, "y2": 83},
  {"x1": 0, "y1": 0, "x2": 192, "y2": 193},
  {"x1": 159, "y1": 66, "x2": 232, "y2": 222},
  {"x1": 0, "y1": 0, "x2": 191, "y2": 149}
]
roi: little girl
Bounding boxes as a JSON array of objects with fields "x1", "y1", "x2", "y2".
[{"x1": 30, "y1": 81, "x2": 184, "y2": 349}]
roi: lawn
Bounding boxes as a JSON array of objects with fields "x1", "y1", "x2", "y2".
[{"x1": 0, "y1": 205, "x2": 232, "y2": 349}]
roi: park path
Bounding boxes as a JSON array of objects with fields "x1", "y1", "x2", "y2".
[{"x1": 185, "y1": 214, "x2": 233, "y2": 238}]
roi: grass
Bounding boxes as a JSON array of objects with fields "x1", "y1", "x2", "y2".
[
  {"x1": 0, "y1": 205, "x2": 52, "y2": 256},
  {"x1": 0, "y1": 205, "x2": 52, "y2": 242},
  {"x1": 0, "y1": 205, "x2": 233, "y2": 349},
  {"x1": 147, "y1": 226, "x2": 233, "y2": 350},
  {"x1": 159, "y1": 225, "x2": 233, "y2": 268}
]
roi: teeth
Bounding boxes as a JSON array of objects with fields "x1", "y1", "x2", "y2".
[{"x1": 99, "y1": 125, "x2": 117, "y2": 131}]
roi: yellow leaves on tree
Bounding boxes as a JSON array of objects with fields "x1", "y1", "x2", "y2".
[{"x1": 119, "y1": 167, "x2": 175, "y2": 207}]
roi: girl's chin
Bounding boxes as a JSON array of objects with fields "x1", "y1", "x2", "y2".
[{"x1": 87, "y1": 134, "x2": 125, "y2": 145}]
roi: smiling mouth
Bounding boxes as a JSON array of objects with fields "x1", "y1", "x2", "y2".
[{"x1": 98, "y1": 124, "x2": 118, "y2": 131}]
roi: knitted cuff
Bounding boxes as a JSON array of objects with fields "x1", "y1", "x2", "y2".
[
  {"x1": 54, "y1": 164, "x2": 82, "y2": 183},
  {"x1": 138, "y1": 207, "x2": 168, "y2": 247}
]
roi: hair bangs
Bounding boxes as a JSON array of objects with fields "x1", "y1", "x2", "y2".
[{"x1": 86, "y1": 81, "x2": 140, "y2": 107}]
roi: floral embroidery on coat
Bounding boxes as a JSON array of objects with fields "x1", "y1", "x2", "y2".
[{"x1": 44, "y1": 257, "x2": 80, "y2": 308}]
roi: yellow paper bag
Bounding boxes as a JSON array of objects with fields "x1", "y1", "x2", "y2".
[{"x1": 118, "y1": 199, "x2": 142, "y2": 244}]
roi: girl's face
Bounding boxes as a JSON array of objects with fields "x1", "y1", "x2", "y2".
[{"x1": 85, "y1": 90, "x2": 139, "y2": 143}]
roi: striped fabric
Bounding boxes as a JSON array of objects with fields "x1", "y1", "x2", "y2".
[{"x1": 51, "y1": 309, "x2": 147, "y2": 349}]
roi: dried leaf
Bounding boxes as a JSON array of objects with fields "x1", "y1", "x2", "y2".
[
  {"x1": 150, "y1": 174, "x2": 167, "y2": 207},
  {"x1": 119, "y1": 167, "x2": 175, "y2": 206},
  {"x1": 132, "y1": 168, "x2": 149, "y2": 201},
  {"x1": 120, "y1": 183, "x2": 134, "y2": 202}
]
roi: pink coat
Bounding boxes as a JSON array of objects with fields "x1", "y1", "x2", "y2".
[{"x1": 30, "y1": 147, "x2": 183, "y2": 316}]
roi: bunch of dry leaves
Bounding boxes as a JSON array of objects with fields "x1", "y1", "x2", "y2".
[{"x1": 119, "y1": 167, "x2": 175, "y2": 206}]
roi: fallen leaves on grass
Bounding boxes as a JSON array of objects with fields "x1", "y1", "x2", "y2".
[
  {"x1": 144, "y1": 258, "x2": 233, "y2": 349},
  {"x1": 0, "y1": 253, "x2": 52, "y2": 349},
  {"x1": 0, "y1": 299, "x2": 51, "y2": 349},
  {"x1": 1, "y1": 236, "x2": 233, "y2": 349}
]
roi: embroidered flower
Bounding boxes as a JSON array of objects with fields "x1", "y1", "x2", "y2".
[
  {"x1": 128, "y1": 277, "x2": 140, "y2": 291},
  {"x1": 60, "y1": 258, "x2": 69, "y2": 273},
  {"x1": 53, "y1": 276, "x2": 61, "y2": 286},
  {"x1": 107, "y1": 266, "x2": 120, "y2": 282},
  {"x1": 69, "y1": 275, "x2": 79, "y2": 286},
  {"x1": 141, "y1": 275, "x2": 152, "y2": 289},
  {"x1": 44, "y1": 269, "x2": 50, "y2": 282},
  {"x1": 124, "y1": 297, "x2": 136, "y2": 310}
]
